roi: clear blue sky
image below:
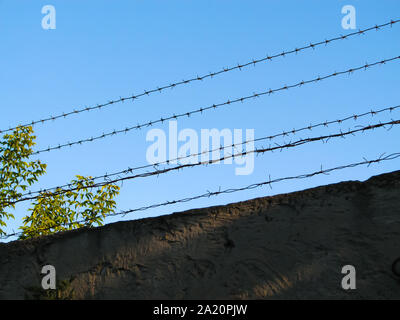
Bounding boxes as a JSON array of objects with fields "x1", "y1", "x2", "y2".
[{"x1": 1, "y1": 0, "x2": 399, "y2": 241}]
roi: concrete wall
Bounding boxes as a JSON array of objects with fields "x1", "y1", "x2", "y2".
[{"x1": 0, "y1": 171, "x2": 399, "y2": 299}]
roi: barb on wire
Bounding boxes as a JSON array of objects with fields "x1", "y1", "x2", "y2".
[
  {"x1": 23, "y1": 55, "x2": 400, "y2": 156},
  {"x1": 3, "y1": 118, "x2": 399, "y2": 207},
  {"x1": 6, "y1": 104, "x2": 400, "y2": 201},
  {"x1": 2, "y1": 151, "x2": 399, "y2": 240},
  {"x1": 1, "y1": 19, "x2": 399, "y2": 135}
]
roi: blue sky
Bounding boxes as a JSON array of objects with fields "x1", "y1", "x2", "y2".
[{"x1": 1, "y1": 0, "x2": 399, "y2": 241}]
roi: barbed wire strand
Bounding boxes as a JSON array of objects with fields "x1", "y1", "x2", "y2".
[
  {"x1": 3, "y1": 118, "x2": 399, "y2": 207},
  {"x1": 8, "y1": 104, "x2": 400, "y2": 200},
  {"x1": 1, "y1": 19, "x2": 398, "y2": 135},
  {"x1": 24, "y1": 55, "x2": 400, "y2": 156},
  {"x1": 2, "y1": 151, "x2": 399, "y2": 240}
]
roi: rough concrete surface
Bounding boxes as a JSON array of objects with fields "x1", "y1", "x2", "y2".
[{"x1": 0, "y1": 171, "x2": 400, "y2": 299}]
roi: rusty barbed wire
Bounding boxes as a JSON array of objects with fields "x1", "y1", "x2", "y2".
[
  {"x1": 2, "y1": 151, "x2": 399, "y2": 240},
  {"x1": 1, "y1": 19, "x2": 398, "y2": 135},
  {"x1": 23, "y1": 55, "x2": 400, "y2": 156},
  {"x1": 7, "y1": 103, "x2": 400, "y2": 201},
  {"x1": 2, "y1": 118, "x2": 399, "y2": 207}
]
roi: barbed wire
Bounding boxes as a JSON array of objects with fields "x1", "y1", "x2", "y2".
[
  {"x1": 25, "y1": 55, "x2": 400, "y2": 156},
  {"x1": 1, "y1": 19, "x2": 398, "y2": 136},
  {"x1": 2, "y1": 118, "x2": 399, "y2": 207},
  {"x1": 2, "y1": 151, "x2": 399, "y2": 240},
  {"x1": 7, "y1": 103, "x2": 400, "y2": 201}
]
